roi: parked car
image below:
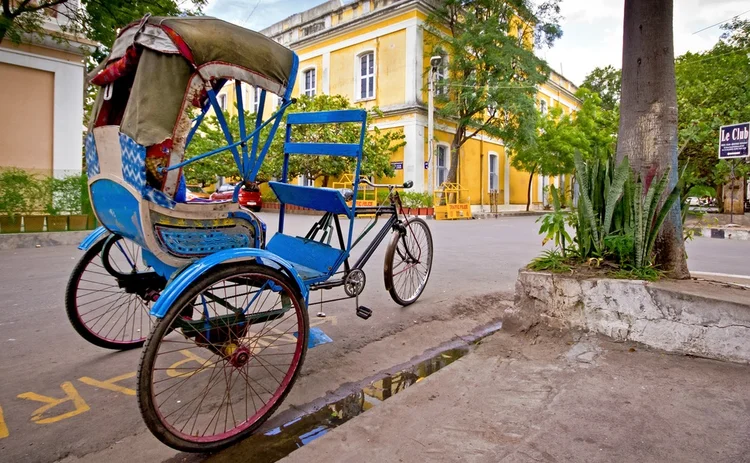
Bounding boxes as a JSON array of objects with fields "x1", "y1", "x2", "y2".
[
  {"x1": 209, "y1": 182, "x2": 262, "y2": 212},
  {"x1": 186, "y1": 184, "x2": 210, "y2": 199}
]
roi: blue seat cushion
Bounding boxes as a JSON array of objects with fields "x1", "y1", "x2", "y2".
[{"x1": 265, "y1": 233, "x2": 345, "y2": 281}]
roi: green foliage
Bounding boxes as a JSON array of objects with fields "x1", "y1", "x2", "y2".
[
  {"x1": 611, "y1": 267, "x2": 662, "y2": 282},
  {"x1": 675, "y1": 24, "x2": 750, "y2": 194},
  {"x1": 580, "y1": 65, "x2": 621, "y2": 112},
  {"x1": 0, "y1": 1, "x2": 205, "y2": 50},
  {"x1": 184, "y1": 94, "x2": 403, "y2": 186},
  {"x1": 425, "y1": 0, "x2": 562, "y2": 184},
  {"x1": 536, "y1": 185, "x2": 572, "y2": 254},
  {"x1": 0, "y1": 168, "x2": 40, "y2": 219},
  {"x1": 529, "y1": 249, "x2": 571, "y2": 273},
  {"x1": 400, "y1": 192, "x2": 433, "y2": 208},
  {"x1": 547, "y1": 152, "x2": 682, "y2": 276},
  {"x1": 44, "y1": 174, "x2": 88, "y2": 215},
  {"x1": 572, "y1": 151, "x2": 630, "y2": 256}
]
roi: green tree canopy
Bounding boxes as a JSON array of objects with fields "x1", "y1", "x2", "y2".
[
  {"x1": 580, "y1": 65, "x2": 621, "y2": 112},
  {"x1": 0, "y1": 1, "x2": 205, "y2": 48},
  {"x1": 512, "y1": 105, "x2": 586, "y2": 210},
  {"x1": 425, "y1": 0, "x2": 562, "y2": 187},
  {"x1": 675, "y1": 23, "x2": 750, "y2": 195},
  {"x1": 184, "y1": 94, "x2": 404, "y2": 187}
]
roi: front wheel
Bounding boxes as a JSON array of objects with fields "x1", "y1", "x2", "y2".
[
  {"x1": 384, "y1": 217, "x2": 433, "y2": 306},
  {"x1": 138, "y1": 263, "x2": 308, "y2": 452}
]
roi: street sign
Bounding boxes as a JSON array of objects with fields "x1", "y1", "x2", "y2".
[
  {"x1": 391, "y1": 161, "x2": 403, "y2": 170},
  {"x1": 719, "y1": 122, "x2": 750, "y2": 159},
  {"x1": 424, "y1": 162, "x2": 429, "y2": 169}
]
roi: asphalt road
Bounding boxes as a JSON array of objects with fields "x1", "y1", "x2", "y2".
[{"x1": 0, "y1": 215, "x2": 745, "y2": 462}]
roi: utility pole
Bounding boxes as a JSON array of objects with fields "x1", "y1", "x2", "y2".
[{"x1": 427, "y1": 56, "x2": 442, "y2": 195}]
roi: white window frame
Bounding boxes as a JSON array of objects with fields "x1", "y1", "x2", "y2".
[
  {"x1": 355, "y1": 49, "x2": 376, "y2": 101},
  {"x1": 302, "y1": 67, "x2": 317, "y2": 97},
  {"x1": 488, "y1": 152, "x2": 499, "y2": 192},
  {"x1": 434, "y1": 54, "x2": 448, "y2": 96},
  {"x1": 218, "y1": 93, "x2": 227, "y2": 111},
  {"x1": 539, "y1": 99, "x2": 548, "y2": 115},
  {"x1": 253, "y1": 87, "x2": 261, "y2": 113},
  {"x1": 436, "y1": 143, "x2": 450, "y2": 188}
]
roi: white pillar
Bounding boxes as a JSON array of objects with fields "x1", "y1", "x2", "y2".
[
  {"x1": 403, "y1": 121, "x2": 424, "y2": 191},
  {"x1": 321, "y1": 52, "x2": 330, "y2": 94},
  {"x1": 504, "y1": 155, "x2": 510, "y2": 205},
  {"x1": 404, "y1": 23, "x2": 422, "y2": 105}
]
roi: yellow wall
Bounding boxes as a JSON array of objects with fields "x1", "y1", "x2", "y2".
[{"x1": 0, "y1": 62, "x2": 54, "y2": 175}]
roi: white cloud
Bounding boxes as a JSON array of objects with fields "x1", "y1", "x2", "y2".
[
  {"x1": 544, "y1": 0, "x2": 750, "y2": 85},
  {"x1": 205, "y1": 0, "x2": 749, "y2": 85}
]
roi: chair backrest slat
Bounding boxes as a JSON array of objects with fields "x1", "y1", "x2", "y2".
[{"x1": 284, "y1": 142, "x2": 361, "y2": 157}]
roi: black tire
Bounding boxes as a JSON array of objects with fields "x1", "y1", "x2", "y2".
[
  {"x1": 384, "y1": 217, "x2": 433, "y2": 306},
  {"x1": 252, "y1": 206, "x2": 262, "y2": 213},
  {"x1": 65, "y1": 236, "x2": 156, "y2": 350},
  {"x1": 138, "y1": 262, "x2": 308, "y2": 452}
]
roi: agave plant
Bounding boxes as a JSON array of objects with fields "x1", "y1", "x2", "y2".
[
  {"x1": 627, "y1": 168, "x2": 681, "y2": 268},
  {"x1": 572, "y1": 151, "x2": 630, "y2": 257}
]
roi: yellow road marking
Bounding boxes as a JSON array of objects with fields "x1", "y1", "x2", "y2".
[
  {"x1": 17, "y1": 382, "x2": 90, "y2": 424},
  {"x1": 0, "y1": 405, "x2": 8, "y2": 438},
  {"x1": 79, "y1": 372, "x2": 136, "y2": 396},
  {"x1": 166, "y1": 350, "x2": 211, "y2": 378}
]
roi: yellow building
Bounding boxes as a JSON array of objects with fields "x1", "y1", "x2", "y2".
[
  {"x1": 0, "y1": 1, "x2": 95, "y2": 178},
  {"x1": 228, "y1": 0, "x2": 581, "y2": 210}
]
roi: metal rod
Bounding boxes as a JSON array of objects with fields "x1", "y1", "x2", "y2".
[{"x1": 352, "y1": 215, "x2": 397, "y2": 269}]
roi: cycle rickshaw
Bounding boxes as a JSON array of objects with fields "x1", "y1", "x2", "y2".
[{"x1": 68, "y1": 15, "x2": 433, "y2": 452}]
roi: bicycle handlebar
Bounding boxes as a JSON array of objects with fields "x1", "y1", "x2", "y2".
[{"x1": 359, "y1": 177, "x2": 413, "y2": 189}]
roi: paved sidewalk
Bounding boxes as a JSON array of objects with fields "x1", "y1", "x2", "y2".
[{"x1": 281, "y1": 330, "x2": 750, "y2": 463}]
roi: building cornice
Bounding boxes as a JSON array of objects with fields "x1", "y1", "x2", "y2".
[{"x1": 269, "y1": 0, "x2": 434, "y2": 51}]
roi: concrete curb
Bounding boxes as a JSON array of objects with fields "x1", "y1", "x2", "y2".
[
  {"x1": 509, "y1": 270, "x2": 750, "y2": 364},
  {"x1": 697, "y1": 227, "x2": 750, "y2": 240},
  {"x1": 473, "y1": 211, "x2": 545, "y2": 219},
  {"x1": 0, "y1": 230, "x2": 92, "y2": 250}
]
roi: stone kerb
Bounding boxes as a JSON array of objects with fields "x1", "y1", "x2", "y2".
[{"x1": 508, "y1": 270, "x2": 750, "y2": 364}]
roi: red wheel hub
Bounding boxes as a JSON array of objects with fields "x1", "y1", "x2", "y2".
[{"x1": 228, "y1": 345, "x2": 251, "y2": 368}]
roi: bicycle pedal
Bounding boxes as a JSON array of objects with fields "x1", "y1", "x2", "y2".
[{"x1": 356, "y1": 306, "x2": 372, "y2": 320}]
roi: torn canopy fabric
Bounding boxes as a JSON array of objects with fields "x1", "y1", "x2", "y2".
[{"x1": 89, "y1": 15, "x2": 296, "y2": 148}]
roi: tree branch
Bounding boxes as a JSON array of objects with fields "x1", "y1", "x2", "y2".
[{"x1": 461, "y1": 113, "x2": 496, "y2": 147}]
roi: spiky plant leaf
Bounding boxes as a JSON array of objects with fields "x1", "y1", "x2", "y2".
[
  {"x1": 602, "y1": 157, "x2": 630, "y2": 235},
  {"x1": 645, "y1": 185, "x2": 681, "y2": 261}
]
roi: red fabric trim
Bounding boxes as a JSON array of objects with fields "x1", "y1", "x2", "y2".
[
  {"x1": 91, "y1": 47, "x2": 140, "y2": 86},
  {"x1": 161, "y1": 24, "x2": 196, "y2": 67}
]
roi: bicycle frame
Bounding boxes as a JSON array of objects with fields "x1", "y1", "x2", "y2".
[{"x1": 303, "y1": 193, "x2": 407, "y2": 293}]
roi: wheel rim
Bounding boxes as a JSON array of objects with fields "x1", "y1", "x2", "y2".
[
  {"x1": 147, "y1": 271, "x2": 305, "y2": 444},
  {"x1": 390, "y1": 221, "x2": 432, "y2": 302},
  {"x1": 74, "y1": 238, "x2": 154, "y2": 345}
]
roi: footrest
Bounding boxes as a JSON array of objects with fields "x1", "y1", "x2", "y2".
[{"x1": 356, "y1": 306, "x2": 372, "y2": 320}]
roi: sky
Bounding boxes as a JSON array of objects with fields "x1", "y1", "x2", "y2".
[{"x1": 205, "y1": 0, "x2": 750, "y2": 85}]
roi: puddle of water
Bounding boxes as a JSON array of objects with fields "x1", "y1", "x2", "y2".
[{"x1": 204, "y1": 348, "x2": 469, "y2": 463}]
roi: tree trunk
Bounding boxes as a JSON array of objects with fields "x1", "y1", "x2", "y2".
[
  {"x1": 617, "y1": 0, "x2": 689, "y2": 279},
  {"x1": 525, "y1": 165, "x2": 536, "y2": 211},
  {"x1": 446, "y1": 128, "x2": 463, "y2": 186}
]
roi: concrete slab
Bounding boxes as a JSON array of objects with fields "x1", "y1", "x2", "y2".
[
  {"x1": 280, "y1": 331, "x2": 750, "y2": 463},
  {"x1": 510, "y1": 271, "x2": 750, "y2": 364}
]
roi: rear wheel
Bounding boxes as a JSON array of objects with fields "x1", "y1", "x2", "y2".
[
  {"x1": 138, "y1": 263, "x2": 308, "y2": 452},
  {"x1": 384, "y1": 218, "x2": 433, "y2": 306},
  {"x1": 65, "y1": 235, "x2": 160, "y2": 349}
]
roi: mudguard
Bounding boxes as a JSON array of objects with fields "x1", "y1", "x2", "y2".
[
  {"x1": 77, "y1": 226, "x2": 109, "y2": 251},
  {"x1": 149, "y1": 247, "x2": 308, "y2": 318}
]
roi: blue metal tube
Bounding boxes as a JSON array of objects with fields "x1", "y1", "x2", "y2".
[
  {"x1": 164, "y1": 100, "x2": 294, "y2": 173},
  {"x1": 235, "y1": 81, "x2": 249, "y2": 174},
  {"x1": 206, "y1": 88, "x2": 243, "y2": 174}
]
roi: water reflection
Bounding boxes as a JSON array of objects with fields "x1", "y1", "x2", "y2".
[{"x1": 206, "y1": 348, "x2": 468, "y2": 462}]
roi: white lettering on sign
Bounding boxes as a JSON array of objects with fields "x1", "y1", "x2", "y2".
[{"x1": 721, "y1": 126, "x2": 750, "y2": 142}]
